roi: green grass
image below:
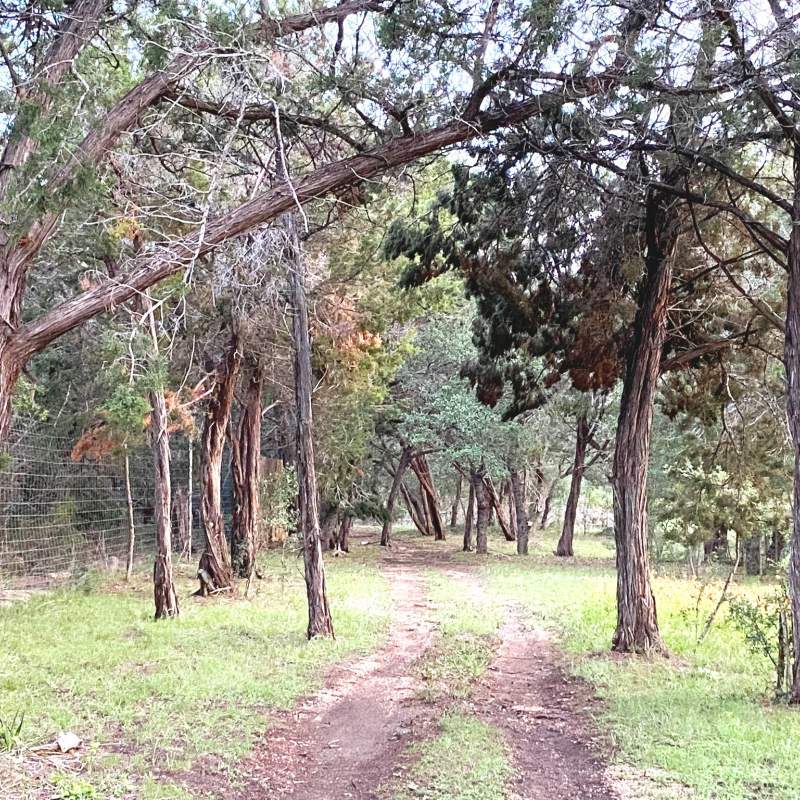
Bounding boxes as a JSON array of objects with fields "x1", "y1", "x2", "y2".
[
  {"x1": 0, "y1": 546, "x2": 390, "y2": 798},
  {"x1": 480, "y1": 531, "x2": 800, "y2": 800},
  {"x1": 417, "y1": 569, "x2": 503, "y2": 702},
  {"x1": 387, "y1": 712, "x2": 512, "y2": 800}
]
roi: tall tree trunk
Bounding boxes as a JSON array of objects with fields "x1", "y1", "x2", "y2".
[
  {"x1": 231, "y1": 365, "x2": 263, "y2": 579},
  {"x1": 197, "y1": 333, "x2": 242, "y2": 595},
  {"x1": 610, "y1": 188, "x2": 675, "y2": 654},
  {"x1": 556, "y1": 414, "x2": 590, "y2": 558},
  {"x1": 150, "y1": 388, "x2": 179, "y2": 619},
  {"x1": 410, "y1": 454, "x2": 446, "y2": 540},
  {"x1": 784, "y1": 144, "x2": 800, "y2": 702},
  {"x1": 474, "y1": 475, "x2": 491, "y2": 556},
  {"x1": 540, "y1": 478, "x2": 554, "y2": 529},
  {"x1": 124, "y1": 448, "x2": 136, "y2": 580},
  {"x1": 186, "y1": 439, "x2": 193, "y2": 560},
  {"x1": 463, "y1": 476, "x2": 476, "y2": 551},
  {"x1": 335, "y1": 515, "x2": 352, "y2": 553},
  {"x1": 381, "y1": 446, "x2": 412, "y2": 546},
  {"x1": 286, "y1": 213, "x2": 334, "y2": 639},
  {"x1": 0, "y1": 330, "x2": 24, "y2": 440},
  {"x1": 174, "y1": 485, "x2": 191, "y2": 560},
  {"x1": 744, "y1": 536, "x2": 762, "y2": 576},
  {"x1": 451, "y1": 473, "x2": 462, "y2": 527},
  {"x1": 510, "y1": 469, "x2": 529, "y2": 555},
  {"x1": 473, "y1": 469, "x2": 491, "y2": 555}
]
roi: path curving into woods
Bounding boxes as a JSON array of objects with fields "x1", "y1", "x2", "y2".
[{"x1": 233, "y1": 536, "x2": 619, "y2": 800}]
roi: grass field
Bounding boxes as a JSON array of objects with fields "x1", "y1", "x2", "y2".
[
  {"x1": 0, "y1": 546, "x2": 390, "y2": 799},
  {"x1": 3, "y1": 526, "x2": 799, "y2": 800},
  {"x1": 479, "y1": 528, "x2": 800, "y2": 800}
]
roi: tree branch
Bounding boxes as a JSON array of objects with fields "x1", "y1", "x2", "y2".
[{"x1": 13, "y1": 88, "x2": 592, "y2": 361}]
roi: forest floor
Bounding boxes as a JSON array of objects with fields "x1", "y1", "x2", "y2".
[{"x1": 4, "y1": 527, "x2": 800, "y2": 800}]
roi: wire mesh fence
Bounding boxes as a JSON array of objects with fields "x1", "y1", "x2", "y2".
[{"x1": 0, "y1": 418, "x2": 212, "y2": 590}]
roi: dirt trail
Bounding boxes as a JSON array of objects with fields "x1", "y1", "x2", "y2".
[
  {"x1": 241, "y1": 537, "x2": 618, "y2": 799},
  {"x1": 473, "y1": 618, "x2": 617, "y2": 800},
  {"x1": 240, "y1": 549, "x2": 438, "y2": 799}
]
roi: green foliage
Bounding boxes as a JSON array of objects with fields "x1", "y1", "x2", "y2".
[
  {"x1": 99, "y1": 384, "x2": 149, "y2": 441},
  {"x1": 259, "y1": 463, "x2": 298, "y2": 542},
  {"x1": 655, "y1": 461, "x2": 789, "y2": 551},
  {"x1": 729, "y1": 584, "x2": 793, "y2": 699},
  {"x1": 53, "y1": 775, "x2": 98, "y2": 800},
  {"x1": 13, "y1": 375, "x2": 48, "y2": 421},
  {"x1": 392, "y1": 309, "x2": 534, "y2": 476},
  {"x1": 0, "y1": 710, "x2": 24, "y2": 752}
]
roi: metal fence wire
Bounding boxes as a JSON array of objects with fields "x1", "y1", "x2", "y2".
[{"x1": 0, "y1": 418, "x2": 215, "y2": 589}]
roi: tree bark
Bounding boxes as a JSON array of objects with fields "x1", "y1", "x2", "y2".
[
  {"x1": 610, "y1": 188, "x2": 675, "y2": 654},
  {"x1": 186, "y1": 440, "x2": 194, "y2": 560},
  {"x1": 451, "y1": 473, "x2": 462, "y2": 527},
  {"x1": 784, "y1": 144, "x2": 800, "y2": 702},
  {"x1": 556, "y1": 414, "x2": 590, "y2": 558},
  {"x1": 322, "y1": 504, "x2": 341, "y2": 550},
  {"x1": 381, "y1": 446, "x2": 412, "y2": 546},
  {"x1": 510, "y1": 469, "x2": 529, "y2": 555},
  {"x1": 231, "y1": 364, "x2": 263, "y2": 579},
  {"x1": 409, "y1": 454, "x2": 446, "y2": 540},
  {"x1": 286, "y1": 213, "x2": 334, "y2": 639},
  {"x1": 197, "y1": 333, "x2": 242, "y2": 595},
  {"x1": 174, "y1": 485, "x2": 191, "y2": 560},
  {"x1": 334, "y1": 515, "x2": 352, "y2": 553},
  {"x1": 463, "y1": 477, "x2": 476, "y2": 552},
  {"x1": 124, "y1": 449, "x2": 136, "y2": 580},
  {"x1": 150, "y1": 389, "x2": 179, "y2": 619},
  {"x1": 540, "y1": 479, "x2": 555, "y2": 529},
  {"x1": 400, "y1": 481, "x2": 431, "y2": 536},
  {"x1": 484, "y1": 475, "x2": 515, "y2": 541},
  {"x1": 473, "y1": 470, "x2": 491, "y2": 555},
  {"x1": 744, "y1": 536, "x2": 762, "y2": 576}
]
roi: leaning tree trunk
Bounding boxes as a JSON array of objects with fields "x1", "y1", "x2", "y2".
[
  {"x1": 463, "y1": 476, "x2": 476, "y2": 551},
  {"x1": 473, "y1": 470, "x2": 491, "y2": 555},
  {"x1": 610, "y1": 188, "x2": 676, "y2": 655},
  {"x1": 784, "y1": 144, "x2": 800, "y2": 702},
  {"x1": 401, "y1": 481, "x2": 432, "y2": 536},
  {"x1": 150, "y1": 389, "x2": 179, "y2": 619},
  {"x1": 556, "y1": 414, "x2": 590, "y2": 558},
  {"x1": 381, "y1": 446, "x2": 413, "y2": 546},
  {"x1": 510, "y1": 469, "x2": 529, "y2": 555},
  {"x1": 197, "y1": 333, "x2": 242, "y2": 595},
  {"x1": 286, "y1": 213, "x2": 334, "y2": 639},
  {"x1": 451, "y1": 473, "x2": 462, "y2": 528},
  {"x1": 231, "y1": 365, "x2": 263, "y2": 579},
  {"x1": 410, "y1": 454, "x2": 446, "y2": 540},
  {"x1": 485, "y1": 476, "x2": 515, "y2": 541}
]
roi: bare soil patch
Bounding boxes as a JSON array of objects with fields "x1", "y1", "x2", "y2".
[
  {"x1": 233, "y1": 560, "x2": 438, "y2": 799},
  {"x1": 471, "y1": 616, "x2": 618, "y2": 800}
]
